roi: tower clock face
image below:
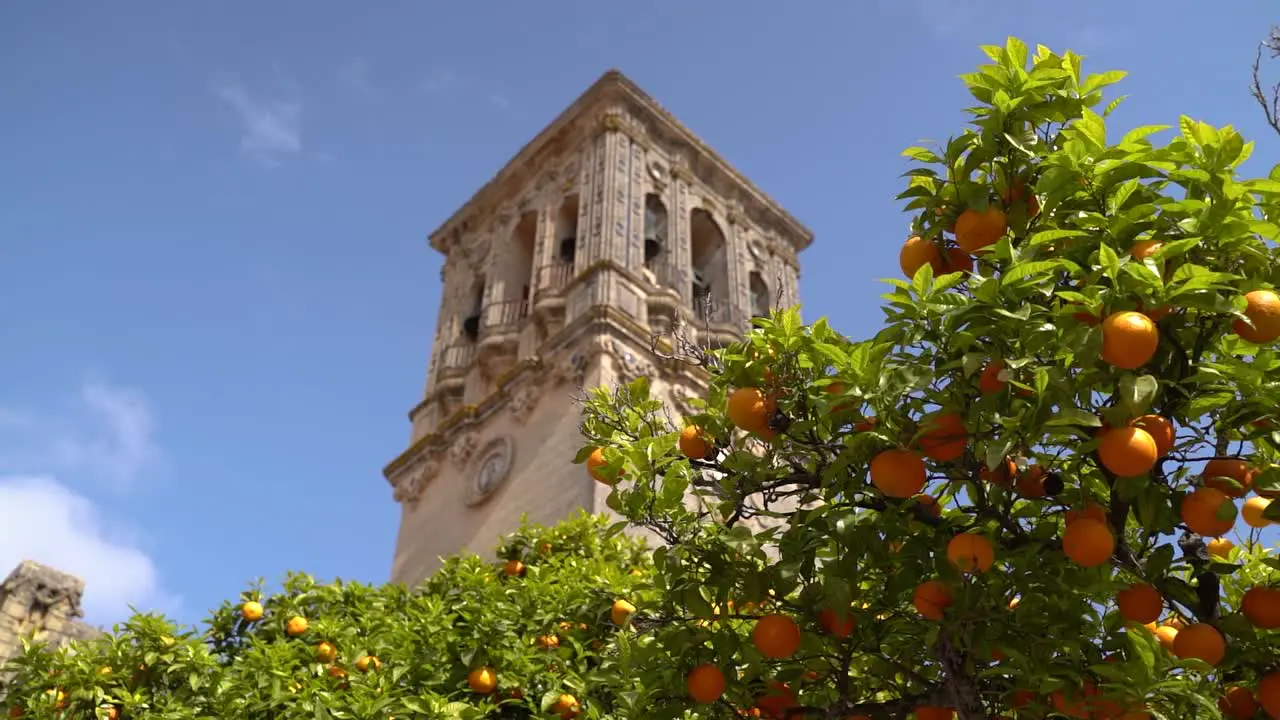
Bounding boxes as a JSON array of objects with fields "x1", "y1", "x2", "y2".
[{"x1": 467, "y1": 436, "x2": 515, "y2": 506}]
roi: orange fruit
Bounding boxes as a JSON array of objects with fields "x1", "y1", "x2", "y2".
[
  {"x1": 1258, "y1": 671, "x2": 1280, "y2": 718},
  {"x1": 610, "y1": 599, "x2": 636, "y2": 626},
  {"x1": 1100, "y1": 311, "x2": 1159, "y2": 369},
  {"x1": 1062, "y1": 519, "x2": 1114, "y2": 567},
  {"x1": 679, "y1": 426, "x2": 712, "y2": 459},
  {"x1": 728, "y1": 387, "x2": 775, "y2": 434},
  {"x1": 1232, "y1": 289, "x2": 1280, "y2": 344},
  {"x1": 752, "y1": 614, "x2": 801, "y2": 659},
  {"x1": 1202, "y1": 458, "x2": 1256, "y2": 498},
  {"x1": 686, "y1": 664, "x2": 726, "y2": 703},
  {"x1": 503, "y1": 559, "x2": 525, "y2": 577},
  {"x1": 1242, "y1": 586, "x2": 1280, "y2": 629},
  {"x1": 355, "y1": 655, "x2": 381, "y2": 672},
  {"x1": 1243, "y1": 496, "x2": 1273, "y2": 528},
  {"x1": 900, "y1": 235, "x2": 941, "y2": 278},
  {"x1": 913, "y1": 494, "x2": 942, "y2": 517},
  {"x1": 1154, "y1": 624, "x2": 1178, "y2": 651},
  {"x1": 1016, "y1": 466, "x2": 1047, "y2": 497},
  {"x1": 854, "y1": 415, "x2": 877, "y2": 432},
  {"x1": 1097, "y1": 426, "x2": 1158, "y2": 477},
  {"x1": 1131, "y1": 415, "x2": 1174, "y2": 457},
  {"x1": 240, "y1": 601, "x2": 264, "y2": 622},
  {"x1": 552, "y1": 694, "x2": 580, "y2": 718},
  {"x1": 1116, "y1": 583, "x2": 1163, "y2": 624},
  {"x1": 916, "y1": 706, "x2": 955, "y2": 720},
  {"x1": 946, "y1": 533, "x2": 994, "y2": 573},
  {"x1": 1002, "y1": 180, "x2": 1039, "y2": 216},
  {"x1": 913, "y1": 580, "x2": 953, "y2": 620},
  {"x1": 918, "y1": 412, "x2": 967, "y2": 461},
  {"x1": 1129, "y1": 240, "x2": 1163, "y2": 259},
  {"x1": 818, "y1": 608, "x2": 855, "y2": 638},
  {"x1": 938, "y1": 247, "x2": 974, "y2": 274},
  {"x1": 756, "y1": 682, "x2": 795, "y2": 720},
  {"x1": 869, "y1": 449, "x2": 927, "y2": 498},
  {"x1": 1219, "y1": 686, "x2": 1258, "y2": 720},
  {"x1": 587, "y1": 447, "x2": 621, "y2": 485},
  {"x1": 981, "y1": 457, "x2": 1017, "y2": 488},
  {"x1": 1065, "y1": 501, "x2": 1108, "y2": 526},
  {"x1": 315, "y1": 641, "x2": 338, "y2": 663},
  {"x1": 1171, "y1": 623, "x2": 1225, "y2": 665},
  {"x1": 1206, "y1": 537, "x2": 1234, "y2": 558},
  {"x1": 285, "y1": 616, "x2": 308, "y2": 637},
  {"x1": 954, "y1": 205, "x2": 1007, "y2": 254},
  {"x1": 1181, "y1": 487, "x2": 1236, "y2": 537},
  {"x1": 468, "y1": 666, "x2": 497, "y2": 694},
  {"x1": 978, "y1": 360, "x2": 1008, "y2": 394}
]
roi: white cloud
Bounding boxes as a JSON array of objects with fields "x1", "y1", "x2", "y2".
[
  {"x1": 339, "y1": 58, "x2": 378, "y2": 100},
  {"x1": 0, "y1": 475, "x2": 180, "y2": 626},
  {"x1": 0, "y1": 381, "x2": 162, "y2": 491},
  {"x1": 214, "y1": 82, "x2": 303, "y2": 167},
  {"x1": 488, "y1": 93, "x2": 511, "y2": 111}
]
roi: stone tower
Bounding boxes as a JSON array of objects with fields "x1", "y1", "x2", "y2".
[
  {"x1": 382, "y1": 70, "x2": 813, "y2": 585},
  {"x1": 0, "y1": 561, "x2": 101, "y2": 668}
]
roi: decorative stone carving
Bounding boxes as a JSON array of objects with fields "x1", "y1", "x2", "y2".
[
  {"x1": 466, "y1": 435, "x2": 516, "y2": 506},
  {"x1": 449, "y1": 432, "x2": 479, "y2": 468},
  {"x1": 551, "y1": 349, "x2": 589, "y2": 387},
  {"x1": 509, "y1": 382, "x2": 541, "y2": 424},
  {"x1": 393, "y1": 456, "x2": 439, "y2": 508},
  {"x1": 602, "y1": 338, "x2": 654, "y2": 385}
]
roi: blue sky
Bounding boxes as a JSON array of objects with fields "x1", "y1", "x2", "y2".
[{"x1": 1, "y1": 2, "x2": 1277, "y2": 628}]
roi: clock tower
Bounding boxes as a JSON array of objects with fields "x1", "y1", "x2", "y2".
[{"x1": 382, "y1": 70, "x2": 813, "y2": 585}]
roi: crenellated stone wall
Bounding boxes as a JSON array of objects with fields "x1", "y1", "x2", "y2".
[{"x1": 0, "y1": 561, "x2": 102, "y2": 680}]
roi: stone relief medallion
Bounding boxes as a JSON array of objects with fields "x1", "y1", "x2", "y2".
[
  {"x1": 466, "y1": 436, "x2": 515, "y2": 506},
  {"x1": 449, "y1": 432, "x2": 479, "y2": 468},
  {"x1": 509, "y1": 382, "x2": 541, "y2": 424}
]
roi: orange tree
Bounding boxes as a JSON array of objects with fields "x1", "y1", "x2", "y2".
[
  {"x1": 578, "y1": 39, "x2": 1280, "y2": 720},
  {"x1": 1, "y1": 512, "x2": 653, "y2": 719}
]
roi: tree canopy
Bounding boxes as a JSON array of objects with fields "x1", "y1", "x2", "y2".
[
  {"x1": 578, "y1": 38, "x2": 1280, "y2": 720},
  {"x1": 6, "y1": 36, "x2": 1280, "y2": 720}
]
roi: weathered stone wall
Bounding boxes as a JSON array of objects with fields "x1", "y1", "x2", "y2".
[{"x1": 0, "y1": 561, "x2": 102, "y2": 687}]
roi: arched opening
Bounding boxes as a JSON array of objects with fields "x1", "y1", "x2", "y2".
[
  {"x1": 643, "y1": 194, "x2": 668, "y2": 269},
  {"x1": 462, "y1": 275, "x2": 485, "y2": 341},
  {"x1": 556, "y1": 195, "x2": 580, "y2": 265},
  {"x1": 749, "y1": 271, "x2": 771, "y2": 319},
  {"x1": 511, "y1": 211, "x2": 537, "y2": 307},
  {"x1": 689, "y1": 209, "x2": 730, "y2": 319}
]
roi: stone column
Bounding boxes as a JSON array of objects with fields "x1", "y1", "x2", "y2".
[{"x1": 671, "y1": 166, "x2": 692, "y2": 306}]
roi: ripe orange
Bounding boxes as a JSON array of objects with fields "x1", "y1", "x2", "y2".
[
  {"x1": 756, "y1": 682, "x2": 795, "y2": 720},
  {"x1": 1016, "y1": 466, "x2": 1047, "y2": 498},
  {"x1": 1181, "y1": 487, "x2": 1236, "y2": 537},
  {"x1": 1232, "y1": 289, "x2": 1280, "y2": 344},
  {"x1": 1243, "y1": 496, "x2": 1272, "y2": 528},
  {"x1": 1100, "y1": 311, "x2": 1159, "y2": 369},
  {"x1": 240, "y1": 601, "x2": 264, "y2": 622},
  {"x1": 536, "y1": 634, "x2": 560, "y2": 649},
  {"x1": 913, "y1": 580, "x2": 954, "y2": 620},
  {"x1": 1115, "y1": 583, "x2": 1163, "y2": 624},
  {"x1": 503, "y1": 559, "x2": 525, "y2": 577},
  {"x1": 818, "y1": 608, "x2": 855, "y2": 638},
  {"x1": 869, "y1": 449, "x2": 927, "y2": 498},
  {"x1": 285, "y1": 616, "x2": 308, "y2": 637},
  {"x1": 1258, "y1": 671, "x2": 1280, "y2": 718},
  {"x1": 978, "y1": 360, "x2": 1008, "y2": 394},
  {"x1": 1065, "y1": 501, "x2": 1107, "y2": 526},
  {"x1": 1097, "y1": 426, "x2": 1158, "y2": 477},
  {"x1": 900, "y1": 236, "x2": 941, "y2": 279},
  {"x1": 1171, "y1": 623, "x2": 1226, "y2": 665},
  {"x1": 679, "y1": 426, "x2": 712, "y2": 460},
  {"x1": 1131, "y1": 415, "x2": 1174, "y2": 457},
  {"x1": 954, "y1": 205, "x2": 1007, "y2": 254},
  {"x1": 610, "y1": 599, "x2": 636, "y2": 626},
  {"x1": 587, "y1": 447, "x2": 621, "y2": 485},
  {"x1": 919, "y1": 412, "x2": 968, "y2": 461},
  {"x1": 914, "y1": 494, "x2": 942, "y2": 517},
  {"x1": 1206, "y1": 537, "x2": 1235, "y2": 558},
  {"x1": 467, "y1": 666, "x2": 497, "y2": 694},
  {"x1": 938, "y1": 247, "x2": 974, "y2": 274},
  {"x1": 1242, "y1": 586, "x2": 1280, "y2": 629},
  {"x1": 1062, "y1": 518, "x2": 1114, "y2": 567},
  {"x1": 1153, "y1": 624, "x2": 1178, "y2": 651},
  {"x1": 1002, "y1": 180, "x2": 1039, "y2": 217},
  {"x1": 1219, "y1": 686, "x2": 1258, "y2": 720},
  {"x1": 1202, "y1": 458, "x2": 1256, "y2": 498},
  {"x1": 355, "y1": 655, "x2": 381, "y2": 672},
  {"x1": 916, "y1": 706, "x2": 955, "y2": 720},
  {"x1": 686, "y1": 664, "x2": 727, "y2": 703},
  {"x1": 552, "y1": 694, "x2": 580, "y2": 718},
  {"x1": 315, "y1": 641, "x2": 338, "y2": 663},
  {"x1": 752, "y1": 614, "x2": 801, "y2": 659},
  {"x1": 728, "y1": 387, "x2": 776, "y2": 434},
  {"x1": 946, "y1": 533, "x2": 994, "y2": 573},
  {"x1": 1129, "y1": 240, "x2": 1163, "y2": 259},
  {"x1": 982, "y1": 457, "x2": 1017, "y2": 488}
]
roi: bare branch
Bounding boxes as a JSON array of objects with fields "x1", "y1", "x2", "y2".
[{"x1": 1251, "y1": 27, "x2": 1280, "y2": 137}]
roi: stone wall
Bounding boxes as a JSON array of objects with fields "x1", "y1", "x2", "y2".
[{"x1": 0, "y1": 561, "x2": 102, "y2": 675}]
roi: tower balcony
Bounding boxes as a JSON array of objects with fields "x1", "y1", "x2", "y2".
[
  {"x1": 435, "y1": 344, "x2": 474, "y2": 394},
  {"x1": 683, "y1": 301, "x2": 745, "y2": 349},
  {"x1": 477, "y1": 299, "x2": 528, "y2": 372}
]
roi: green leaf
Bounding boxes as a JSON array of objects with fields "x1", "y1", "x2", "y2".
[
  {"x1": 1045, "y1": 409, "x2": 1103, "y2": 428},
  {"x1": 1263, "y1": 499, "x2": 1280, "y2": 522},
  {"x1": 1119, "y1": 374, "x2": 1159, "y2": 414},
  {"x1": 1076, "y1": 108, "x2": 1107, "y2": 148}
]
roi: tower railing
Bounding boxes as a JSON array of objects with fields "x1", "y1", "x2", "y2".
[
  {"x1": 437, "y1": 344, "x2": 475, "y2": 377},
  {"x1": 480, "y1": 299, "x2": 528, "y2": 335},
  {"x1": 535, "y1": 263, "x2": 574, "y2": 296},
  {"x1": 641, "y1": 257, "x2": 682, "y2": 294}
]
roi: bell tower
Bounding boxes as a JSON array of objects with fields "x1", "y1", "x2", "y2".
[{"x1": 383, "y1": 70, "x2": 813, "y2": 585}]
